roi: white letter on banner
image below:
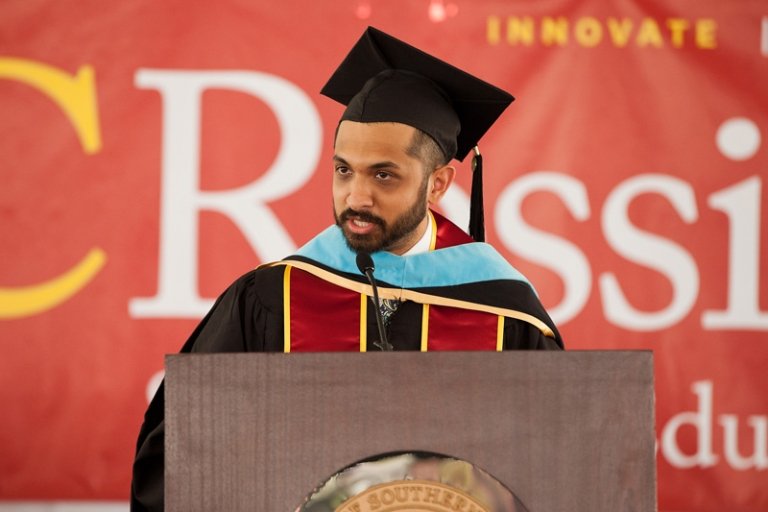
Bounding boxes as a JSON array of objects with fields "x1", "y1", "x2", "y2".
[
  {"x1": 495, "y1": 172, "x2": 591, "y2": 325},
  {"x1": 762, "y1": 16, "x2": 768, "y2": 57},
  {"x1": 719, "y1": 414, "x2": 768, "y2": 470},
  {"x1": 660, "y1": 380, "x2": 718, "y2": 468},
  {"x1": 599, "y1": 174, "x2": 699, "y2": 330},
  {"x1": 129, "y1": 70, "x2": 321, "y2": 318},
  {"x1": 702, "y1": 176, "x2": 768, "y2": 329}
]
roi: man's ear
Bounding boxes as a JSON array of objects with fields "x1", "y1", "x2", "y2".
[{"x1": 427, "y1": 165, "x2": 456, "y2": 205}]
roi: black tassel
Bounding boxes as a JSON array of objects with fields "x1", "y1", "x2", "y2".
[{"x1": 469, "y1": 146, "x2": 484, "y2": 242}]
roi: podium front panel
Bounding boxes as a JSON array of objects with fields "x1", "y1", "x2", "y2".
[{"x1": 165, "y1": 351, "x2": 655, "y2": 511}]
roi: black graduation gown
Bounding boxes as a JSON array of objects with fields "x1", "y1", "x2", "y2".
[{"x1": 130, "y1": 263, "x2": 562, "y2": 511}]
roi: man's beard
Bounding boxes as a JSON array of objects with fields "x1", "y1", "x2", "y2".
[{"x1": 334, "y1": 194, "x2": 428, "y2": 254}]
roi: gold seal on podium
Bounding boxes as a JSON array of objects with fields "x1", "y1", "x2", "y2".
[
  {"x1": 336, "y1": 479, "x2": 489, "y2": 512},
  {"x1": 298, "y1": 451, "x2": 528, "y2": 512}
]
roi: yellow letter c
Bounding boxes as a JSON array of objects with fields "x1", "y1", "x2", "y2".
[{"x1": 0, "y1": 58, "x2": 106, "y2": 319}]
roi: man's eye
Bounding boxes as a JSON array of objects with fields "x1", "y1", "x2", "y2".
[
  {"x1": 375, "y1": 171, "x2": 392, "y2": 180},
  {"x1": 335, "y1": 166, "x2": 351, "y2": 175}
]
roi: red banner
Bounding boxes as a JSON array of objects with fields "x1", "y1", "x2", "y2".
[{"x1": 1, "y1": 1, "x2": 766, "y2": 510}]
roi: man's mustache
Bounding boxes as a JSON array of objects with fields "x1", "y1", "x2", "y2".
[{"x1": 338, "y1": 209, "x2": 385, "y2": 227}]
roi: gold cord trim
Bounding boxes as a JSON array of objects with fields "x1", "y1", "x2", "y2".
[
  {"x1": 359, "y1": 294, "x2": 367, "y2": 352},
  {"x1": 420, "y1": 304, "x2": 430, "y2": 352},
  {"x1": 282, "y1": 265, "x2": 292, "y2": 353},
  {"x1": 496, "y1": 316, "x2": 505, "y2": 351}
]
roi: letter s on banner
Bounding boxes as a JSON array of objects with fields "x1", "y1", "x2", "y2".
[
  {"x1": 495, "y1": 171, "x2": 592, "y2": 325},
  {"x1": 599, "y1": 173, "x2": 699, "y2": 331},
  {"x1": 0, "y1": 58, "x2": 106, "y2": 319},
  {"x1": 129, "y1": 70, "x2": 322, "y2": 318}
]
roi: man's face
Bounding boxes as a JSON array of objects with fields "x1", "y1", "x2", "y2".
[{"x1": 333, "y1": 121, "x2": 430, "y2": 255}]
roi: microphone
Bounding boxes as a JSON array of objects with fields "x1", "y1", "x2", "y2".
[{"x1": 355, "y1": 253, "x2": 393, "y2": 351}]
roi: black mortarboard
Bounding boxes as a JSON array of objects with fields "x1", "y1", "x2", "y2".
[{"x1": 321, "y1": 27, "x2": 514, "y2": 242}]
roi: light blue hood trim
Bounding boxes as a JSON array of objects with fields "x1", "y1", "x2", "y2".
[{"x1": 291, "y1": 225, "x2": 534, "y2": 291}]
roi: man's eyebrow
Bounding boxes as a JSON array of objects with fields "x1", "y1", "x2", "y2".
[
  {"x1": 332, "y1": 155, "x2": 401, "y2": 170},
  {"x1": 332, "y1": 155, "x2": 349, "y2": 165},
  {"x1": 370, "y1": 161, "x2": 401, "y2": 170}
]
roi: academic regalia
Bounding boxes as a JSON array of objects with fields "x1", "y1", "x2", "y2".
[
  {"x1": 132, "y1": 26, "x2": 563, "y2": 511},
  {"x1": 131, "y1": 212, "x2": 561, "y2": 511}
]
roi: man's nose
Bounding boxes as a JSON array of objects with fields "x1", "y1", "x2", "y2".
[{"x1": 346, "y1": 176, "x2": 374, "y2": 210}]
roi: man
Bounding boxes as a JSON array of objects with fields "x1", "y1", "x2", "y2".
[{"x1": 131, "y1": 27, "x2": 563, "y2": 511}]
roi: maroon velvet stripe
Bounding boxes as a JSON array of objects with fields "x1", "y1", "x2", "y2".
[
  {"x1": 427, "y1": 305, "x2": 499, "y2": 351},
  {"x1": 432, "y1": 210, "x2": 474, "y2": 249},
  {"x1": 288, "y1": 268, "x2": 361, "y2": 352}
]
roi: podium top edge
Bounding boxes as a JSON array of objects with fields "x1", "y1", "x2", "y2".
[{"x1": 165, "y1": 350, "x2": 653, "y2": 362}]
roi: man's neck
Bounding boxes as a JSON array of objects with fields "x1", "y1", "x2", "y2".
[{"x1": 401, "y1": 214, "x2": 433, "y2": 256}]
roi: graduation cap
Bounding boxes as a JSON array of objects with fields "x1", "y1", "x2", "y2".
[{"x1": 321, "y1": 26, "x2": 514, "y2": 242}]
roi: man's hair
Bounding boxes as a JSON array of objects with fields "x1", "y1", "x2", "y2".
[{"x1": 406, "y1": 129, "x2": 449, "y2": 173}]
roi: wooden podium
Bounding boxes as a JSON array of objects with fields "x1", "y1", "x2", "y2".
[{"x1": 165, "y1": 351, "x2": 656, "y2": 511}]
